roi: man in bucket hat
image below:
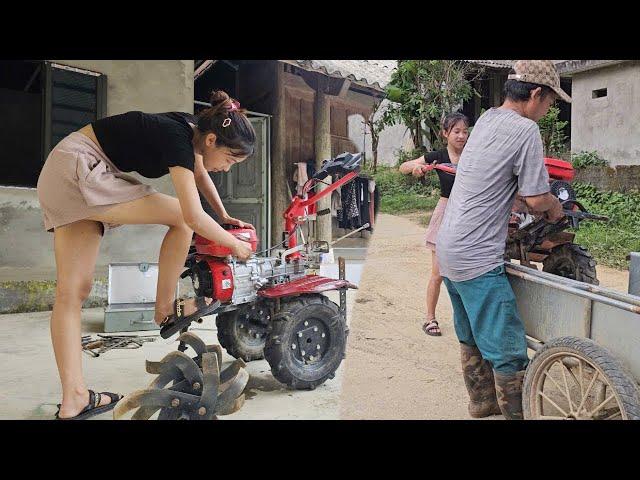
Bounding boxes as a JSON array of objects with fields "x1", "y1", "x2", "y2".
[{"x1": 435, "y1": 60, "x2": 571, "y2": 419}]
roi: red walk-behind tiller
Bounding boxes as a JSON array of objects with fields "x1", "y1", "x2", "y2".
[
  {"x1": 114, "y1": 153, "x2": 362, "y2": 420},
  {"x1": 423, "y1": 158, "x2": 608, "y2": 285}
]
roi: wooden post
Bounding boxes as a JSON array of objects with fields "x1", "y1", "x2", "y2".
[
  {"x1": 491, "y1": 74, "x2": 502, "y2": 106},
  {"x1": 270, "y1": 61, "x2": 289, "y2": 247},
  {"x1": 314, "y1": 77, "x2": 333, "y2": 244},
  {"x1": 473, "y1": 79, "x2": 482, "y2": 121}
]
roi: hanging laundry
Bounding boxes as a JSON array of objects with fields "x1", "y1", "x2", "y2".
[
  {"x1": 337, "y1": 175, "x2": 376, "y2": 231},
  {"x1": 331, "y1": 188, "x2": 341, "y2": 217}
]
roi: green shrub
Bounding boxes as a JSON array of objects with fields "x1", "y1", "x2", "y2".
[
  {"x1": 571, "y1": 151, "x2": 608, "y2": 169},
  {"x1": 572, "y1": 182, "x2": 640, "y2": 269},
  {"x1": 365, "y1": 164, "x2": 440, "y2": 214},
  {"x1": 395, "y1": 147, "x2": 427, "y2": 167},
  {"x1": 538, "y1": 106, "x2": 568, "y2": 157}
]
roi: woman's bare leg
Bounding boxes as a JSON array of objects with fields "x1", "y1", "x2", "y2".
[
  {"x1": 89, "y1": 193, "x2": 202, "y2": 325},
  {"x1": 52, "y1": 220, "x2": 113, "y2": 418},
  {"x1": 426, "y1": 249, "x2": 443, "y2": 321}
]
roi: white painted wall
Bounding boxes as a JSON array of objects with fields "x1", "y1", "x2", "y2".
[{"x1": 571, "y1": 61, "x2": 640, "y2": 166}]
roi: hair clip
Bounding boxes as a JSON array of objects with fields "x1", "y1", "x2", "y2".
[
  {"x1": 222, "y1": 118, "x2": 232, "y2": 128},
  {"x1": 228, "y1": 100, "x2": 240, "y2": 112}
]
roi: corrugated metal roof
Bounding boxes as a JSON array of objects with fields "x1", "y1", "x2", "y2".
[
  {"x1": 465, "y1": 60, "x2": 515, "y2": 69},
  {"x1": 281, "y1": 60, "x2": 397, "y2": 91}
]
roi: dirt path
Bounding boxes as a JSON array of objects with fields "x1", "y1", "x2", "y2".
[{"x1": 338, "y1": 213, "x2": 630, "y2": 419}]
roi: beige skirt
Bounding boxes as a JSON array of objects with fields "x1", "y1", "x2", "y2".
[
  {"x1": 37, "y1": 132, "x2": 156, "y2": 233},
  {"x1": 425, "y1": 196, "x2": 448, "y2": 251}
]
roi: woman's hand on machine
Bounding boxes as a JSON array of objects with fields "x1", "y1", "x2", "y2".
[
  {"x1": 411, "y1": 163, "x2": 433, "y2": 177},
  {"x1": 412, "y1": 164, "x2": 426, "y2": 177},
  {"x1": 222, "y1": 214, "x2": 255, "y2": 231},
  {"x1": 231, "y1": 238, "x2": 253, "y2": 261}
]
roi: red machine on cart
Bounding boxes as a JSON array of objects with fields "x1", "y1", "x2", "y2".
[{"x1": 424, "y1": 157, "x2": 607, "y2": 284}]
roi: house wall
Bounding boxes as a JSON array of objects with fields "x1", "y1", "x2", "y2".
[
  {"x1": 0, "y1": 61, "x2": 195, "y2": 274},
  {"x1": 571, "y1": 61, "x2": 640, "y2": 166},
  {"x1": 280, "y1": 71, "x2": 411, "y2": 169}
]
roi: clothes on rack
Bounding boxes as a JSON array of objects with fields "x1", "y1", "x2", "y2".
[
  {"x1": 331, "y1": 188, "x2": 341, "y2": 217},
  {"x1": 336, "y1": 175, "x2": 377, "y2": 231}
]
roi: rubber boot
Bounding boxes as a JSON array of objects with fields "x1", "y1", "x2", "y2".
[
  {"x1": 493, "y1": 370, "x2": 526, "y2": 420},
  {"x1": 460, "y1": 344, "x2": 501, "y2": 418}
]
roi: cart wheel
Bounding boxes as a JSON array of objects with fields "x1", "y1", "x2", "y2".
[
  {"x1": 264, "y1": 294, "x2": 346, "y2": 390},
  {"x1": 523, "y1": 336, "x2": 640, "y2": 420}
]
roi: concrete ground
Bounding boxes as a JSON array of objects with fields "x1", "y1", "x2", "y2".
[{"x1": 0, "y1": 260, "x2": 363, "y2": 420}]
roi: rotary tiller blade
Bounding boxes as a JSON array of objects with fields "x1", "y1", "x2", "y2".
[
  {"x1": 115, "y1": 347, "x2": 250, "y2": 420},
  {"x1": 113, "y1": 388, "x2": 201, "y2": 420},
  {"x1": 176, "y1": 331, "x2": 223, "y2": 367}
]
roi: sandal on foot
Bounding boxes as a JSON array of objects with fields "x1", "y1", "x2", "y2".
[
  {"x1": 422, "y1": 319, "x2": 442, "y2": 336},
  {"x1": 54, "y1": 390, "x2": 122, "y2": 420},
  {"x1": 160, "y1": 297, "x2": 221, "y2": 339}
]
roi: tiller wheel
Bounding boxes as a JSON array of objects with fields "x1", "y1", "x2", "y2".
[{"x1": 114, "y1": 332, "x2": 249, "y2": 420}]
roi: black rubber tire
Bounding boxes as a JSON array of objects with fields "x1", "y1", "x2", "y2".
[
  {"x1": 543, "y1": 243, "x2": 599, "y2": 285},
  {"x1": 264, "y1": 294, "x2": 347, "y2": 390},
  {"x1": 523, "y1": 336, "x2": 640, "y2": 420},
  {"x1": 216, "y1": 307, "x2": 266, "y2": 362}
]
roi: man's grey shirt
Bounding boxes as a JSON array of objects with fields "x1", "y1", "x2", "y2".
[{"x1": 436, "y1": 108, "x2": 550, "y2": 282}]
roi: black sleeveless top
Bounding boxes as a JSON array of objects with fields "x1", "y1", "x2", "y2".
[
  {"x1": 426, "y1": 149, "x2": 456, "y2": 198},
  {"x1": 92, "y1": 111, "x2": 198, "y2": 178}
]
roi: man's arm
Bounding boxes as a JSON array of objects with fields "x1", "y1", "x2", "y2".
[
  {"x1": 522, "y1": 192, "x2": 564, "y2": 222},
  {"x1": 515, "y1": 126, "x2": 564, "y2": 223}
]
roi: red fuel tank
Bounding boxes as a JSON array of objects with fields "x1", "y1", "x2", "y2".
[
  {"x1": 194, "y1": 225, "x2": 258, "y2": 257},
  {"x1": 544, "y1": 157, "x2": 574, "y2": 182}
]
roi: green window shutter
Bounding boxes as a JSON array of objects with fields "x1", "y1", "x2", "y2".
[{"x1": 43, "y1": 62, "x2": 106, "y2": 157}]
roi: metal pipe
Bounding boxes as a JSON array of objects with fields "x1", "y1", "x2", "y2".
[
  {"x1": 526, "y1": 337, "x2": 543, "y2": 352},
  {"x1": 630, "y1": 252, "x2": 640, "y2": 296},
  {"x1": 330, "y1": 223, "x2": 370, "y2": 246},
  {"x1": 506, "y1": 267, "x2": 640, "y2": 315},
  {"x1": 194, "y1": 60, "x2": 217, "y2": 80},
  {"x1": 506, "y1": 262, "x2": 640, "y2": 307}
]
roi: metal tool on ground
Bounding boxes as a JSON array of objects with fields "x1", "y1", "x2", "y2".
[{"x1": 82, "y1": 334, "x2": 158, "y2": 357}]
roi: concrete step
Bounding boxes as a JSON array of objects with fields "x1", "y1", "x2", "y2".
[
  {"x1": 0, "y1": 276, "x2": 108, "y2": 314},
  {"x1": 0, "y1": 266, "x2": 192, "y2": 315}
]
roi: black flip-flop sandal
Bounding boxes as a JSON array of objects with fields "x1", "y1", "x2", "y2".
[
  {"x1": 54, "y1": 390, "x2": 122, "y2": 420},
  {"x1": 160, "y1": 297, "x2": 221, "y2": 339},
  {"x1": 422, "y1": 319, "x2": 442, "y2": 337}
]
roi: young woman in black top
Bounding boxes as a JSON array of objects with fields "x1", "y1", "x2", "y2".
[
  {"x1": 37, "y1": 90, "x2": 256, "y2": 419},
  {"x1": 399, "y1": 113, "x2": 470, "y2": 336}
]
